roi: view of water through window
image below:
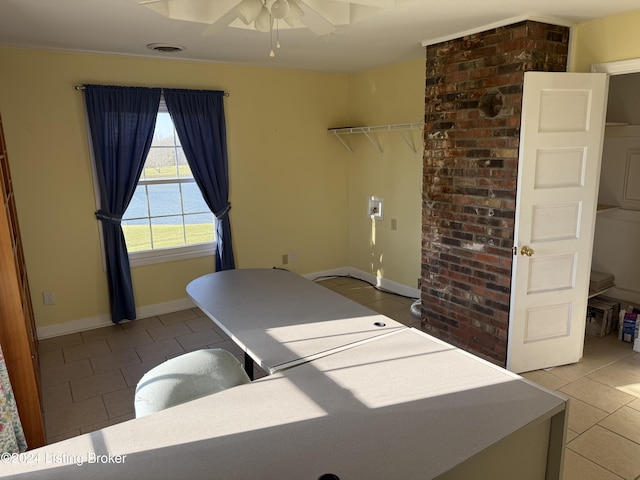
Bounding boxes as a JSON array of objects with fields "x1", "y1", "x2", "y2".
[{"x1": 122, "y1": 111, "x2": 214, "y2": 252}]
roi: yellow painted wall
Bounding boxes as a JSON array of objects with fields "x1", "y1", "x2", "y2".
[
  {"x1": 570, "y1": 8, "x2": 640, "y2": 72},
  {"x1": 345, "y1": 59, "x2": 425, "y2": 288},
  {"x1": 0, "y1": 47, "x2": 350, "y2": 327}
]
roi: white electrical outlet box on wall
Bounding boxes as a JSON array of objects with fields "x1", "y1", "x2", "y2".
[{"x1": 368, "y1": 196, "x2": 383, "y2": 220}]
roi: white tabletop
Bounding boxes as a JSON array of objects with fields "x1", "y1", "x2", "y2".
[
  {"x1": 1, "y1": 328, "x2": 567, "y2": 479},
  {"x1": 186, "y1": 268, "x2": 406, "y2": 373}
]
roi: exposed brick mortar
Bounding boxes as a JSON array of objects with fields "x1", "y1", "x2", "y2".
[{"x1": 420, "y1": 20, "x2": 569, "y2": 366}]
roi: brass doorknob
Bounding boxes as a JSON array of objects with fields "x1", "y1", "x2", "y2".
[{"x1": 520, "y1": 245, "x2": 535, "y2": 257}]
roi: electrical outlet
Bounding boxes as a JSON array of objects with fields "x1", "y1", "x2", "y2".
[
  {"x1": 282, "y1": 254, "x2": 288, "y2": 265},
  {"x1": 391, "y1": 218, "x2": 398, "y2": 231},
  {"x1": 42, "y1": 290, "x2": 55, "y2": 305},
  {"x1": 289, "y1": 250, "x2": 297, "y2": 263}
]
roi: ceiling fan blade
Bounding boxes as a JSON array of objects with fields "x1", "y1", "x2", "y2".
[
  {"x1": 332, "y1": 0, "x2": 395, "y2": 6},
  {"x1": 300, "y1": 12, "x2": 334, "y2": 34},
  {"x1": 139, "y1": 1, "x2": 170, "y2": 18},
  {"x1": 201, "y1": 6, "x2": 242, "y2": 36},
  {"x1": 298, "y1": 0, "x2": 349, "y2": 35},
  {"x1": 302, "y1": 0, "x2": 392, "y2": 30},
  {"x1": 135, "y1": 0, "x2": 239, "y2": 25}
]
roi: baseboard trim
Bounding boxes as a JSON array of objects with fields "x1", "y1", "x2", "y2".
[
  {"x1": 303, "y1": 266, "x2": 420, "y2": 298},
  {"x1": 37, "y1": 267, "x2": 418, "y2": 339},
  {"x1": 608, "y1": 286, "x2": 640, "y2": 307},
  {"x1": 36, "y1": 297, "x2": 195, "y2": 340},
  {"x1": 347, "y1": 267, "x2": 420, "y2": 299},
  {"x1": 301, "y1": 266, "x2": 350, "y2": 281}
]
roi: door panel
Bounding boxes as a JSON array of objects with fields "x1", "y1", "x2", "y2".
[
  {"x1": 538, "y1": 89, "x2": 591, "y2": 132},
  {"x1": 507, "y1": 72, "x2": 609, "y2": 373},
  {"x1": 535, "y1": 148, "x2": 586, "y2": 188},
  {"x1": 524, "y1": 303, "x2": 572, "y2": 341},
  {"x1": 531, "y1": 202, "x2": 581, "y2": 241},
  {"x1": 528, "y1": 254, "x2": 576, "y2": 293}
]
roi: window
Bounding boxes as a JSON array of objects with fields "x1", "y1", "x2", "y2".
[{"x1": 122, "y1": 108, "x2": 215, "y2": 266}]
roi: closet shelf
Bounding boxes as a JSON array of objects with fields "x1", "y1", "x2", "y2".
[
  {"x1": 597, "y1": 204, "x2": 620, "y2": 213},
  {"x1": 588, "y1": 285, "x2": 614, "y2": 299},
  {"x1": 328, "y1": 122, "x2": 424, "y2": 155}
]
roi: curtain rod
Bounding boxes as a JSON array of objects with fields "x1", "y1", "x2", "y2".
[{"x1": 74, "y1": 85, "x2": 229, "y2": 97}]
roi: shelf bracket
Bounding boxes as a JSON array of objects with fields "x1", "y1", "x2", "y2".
[
  {"x1": 398, "y1": 130, "x2": 419, "y2": 154},
  {"x1": 361, "y1": 129, "x2": 383, "y2": 154},
  {"x1": 331, "y1": 130, "x2": 355, "y2": 154}
]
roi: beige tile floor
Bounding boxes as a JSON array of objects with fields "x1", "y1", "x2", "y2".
[
  {"x1": 37, "y1": 276, "x2": 640, "y2": 479},
  {"x1": 38, "y1": 277, "x2": 419, "y2": 444}
]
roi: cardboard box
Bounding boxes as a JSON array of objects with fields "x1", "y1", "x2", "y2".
[
  {"x1": 621, "y1": 312, "x2": 639, "y2": 343},
  {"x1": 586, "y1": 306, "x2": 608, "y2": 337},
  {"x1": 587, "y1": 297, "x2": 618, "y2": 336}
]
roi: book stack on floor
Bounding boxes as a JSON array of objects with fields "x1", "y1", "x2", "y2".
[
  {"x1": 589, "y1": 270, "x2": 615, "y2": 296},
  {"x1": 587, "y1": 296, "x2": 619, "y2": 337}
]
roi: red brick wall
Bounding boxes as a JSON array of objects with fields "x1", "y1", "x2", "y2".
[{"x1": 421, "y1": 21, "x2": 569, "y2": 366}]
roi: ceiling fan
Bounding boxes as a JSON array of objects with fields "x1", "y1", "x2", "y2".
[{"x1": 133, "y1": 0, "x2": 396, "y2": 37}]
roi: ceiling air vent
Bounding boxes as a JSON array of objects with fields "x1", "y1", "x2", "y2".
[{"x1": 146, "y1": 43, "x2": 185, "y2": 53}]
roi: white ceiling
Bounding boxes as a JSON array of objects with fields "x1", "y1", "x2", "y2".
[{"x1": 0, "y1": 0, "x2": 639, "y2": 74}]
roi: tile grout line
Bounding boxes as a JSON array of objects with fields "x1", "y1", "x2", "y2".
[{"x1": 565, "y1": 445, "x2": 625, "y2": 480}]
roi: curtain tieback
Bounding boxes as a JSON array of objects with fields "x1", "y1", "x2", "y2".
[
  {"x1": 214, "y1": 203, "x2": 231, "y2": 219},
  {"x1": 95, "y1": 210, "x2": 123, "y2": 225}
]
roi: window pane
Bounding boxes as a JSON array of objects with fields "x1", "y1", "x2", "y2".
[
  {"x1": 153, "y1": 112, "x2": 175, "y2": 146},
  {"x1": 144, "y1": 147, "x2": 178, "y2": 178},
  {"x1": 185, "y1": 213, "x2": 215, "y2": 244},
  {"x1": 151, "y1": 216, "x2": 185, "y2": 248},
  {"x1": 177, "y1": 148, "x2": 192, "y2": 178},
  {"x1": 124, "y1": 185, "x2": 148, "y2": 220},
  {"x1": 122, "y1": 107, "x2": 215, "y2": 257},
  {"x1": 122, "y1": 219, "x2": 151, "y2": 252},
  {"x1": 148, "y1": 183, "x2": 182, "y2": 217},
  {"x1": 182, "y1": 183, "x2": 209, "y2": 214}
]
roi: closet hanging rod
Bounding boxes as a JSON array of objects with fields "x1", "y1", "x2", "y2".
[{"x1": 73, "y1": 85, "x2": 229, "y2": 96}]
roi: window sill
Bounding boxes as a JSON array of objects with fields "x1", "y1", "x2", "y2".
[{"x1": 129, "y1": 243, "x2": 215, "y2": 268}]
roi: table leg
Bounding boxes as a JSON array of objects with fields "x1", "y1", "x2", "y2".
[{"x1": 244, "y1": 352, "x2": 254, "y2": 380}]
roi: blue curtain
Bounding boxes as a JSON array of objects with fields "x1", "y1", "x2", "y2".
[
  {"x1": 164, "y1": 89, "x2": 235, "y2": 271},
  {"x1": 84, "y1": 85, "x2": 161, "y2": 323}
]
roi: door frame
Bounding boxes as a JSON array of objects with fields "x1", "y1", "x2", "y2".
[
  {"x1": 588, "y1": 58, "x2": 640, "y2": 307},
  {"x1": 592, "y1": 58, "x2": 640, "y2": 76}
]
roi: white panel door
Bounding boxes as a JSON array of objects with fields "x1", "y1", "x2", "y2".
[{"x1": 507, "y1": 72, "x2": 609, "y2": 373}]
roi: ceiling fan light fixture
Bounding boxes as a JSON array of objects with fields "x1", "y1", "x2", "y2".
[
  {"x1": 237, "y1": 0, "x2": 263, "y2": 25},
  {"x1": 267, "y1": 0, "x2": 289, "y2": 20},
  {"x1": 254, "y1": 6, "x2": 273, "y2": 32},
  {"x1": 133, "y1": 0, "x2": 396, "y2": 59},
  {"x1": 283, "y1": 1, "x2": 304, "y2": 27}
]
